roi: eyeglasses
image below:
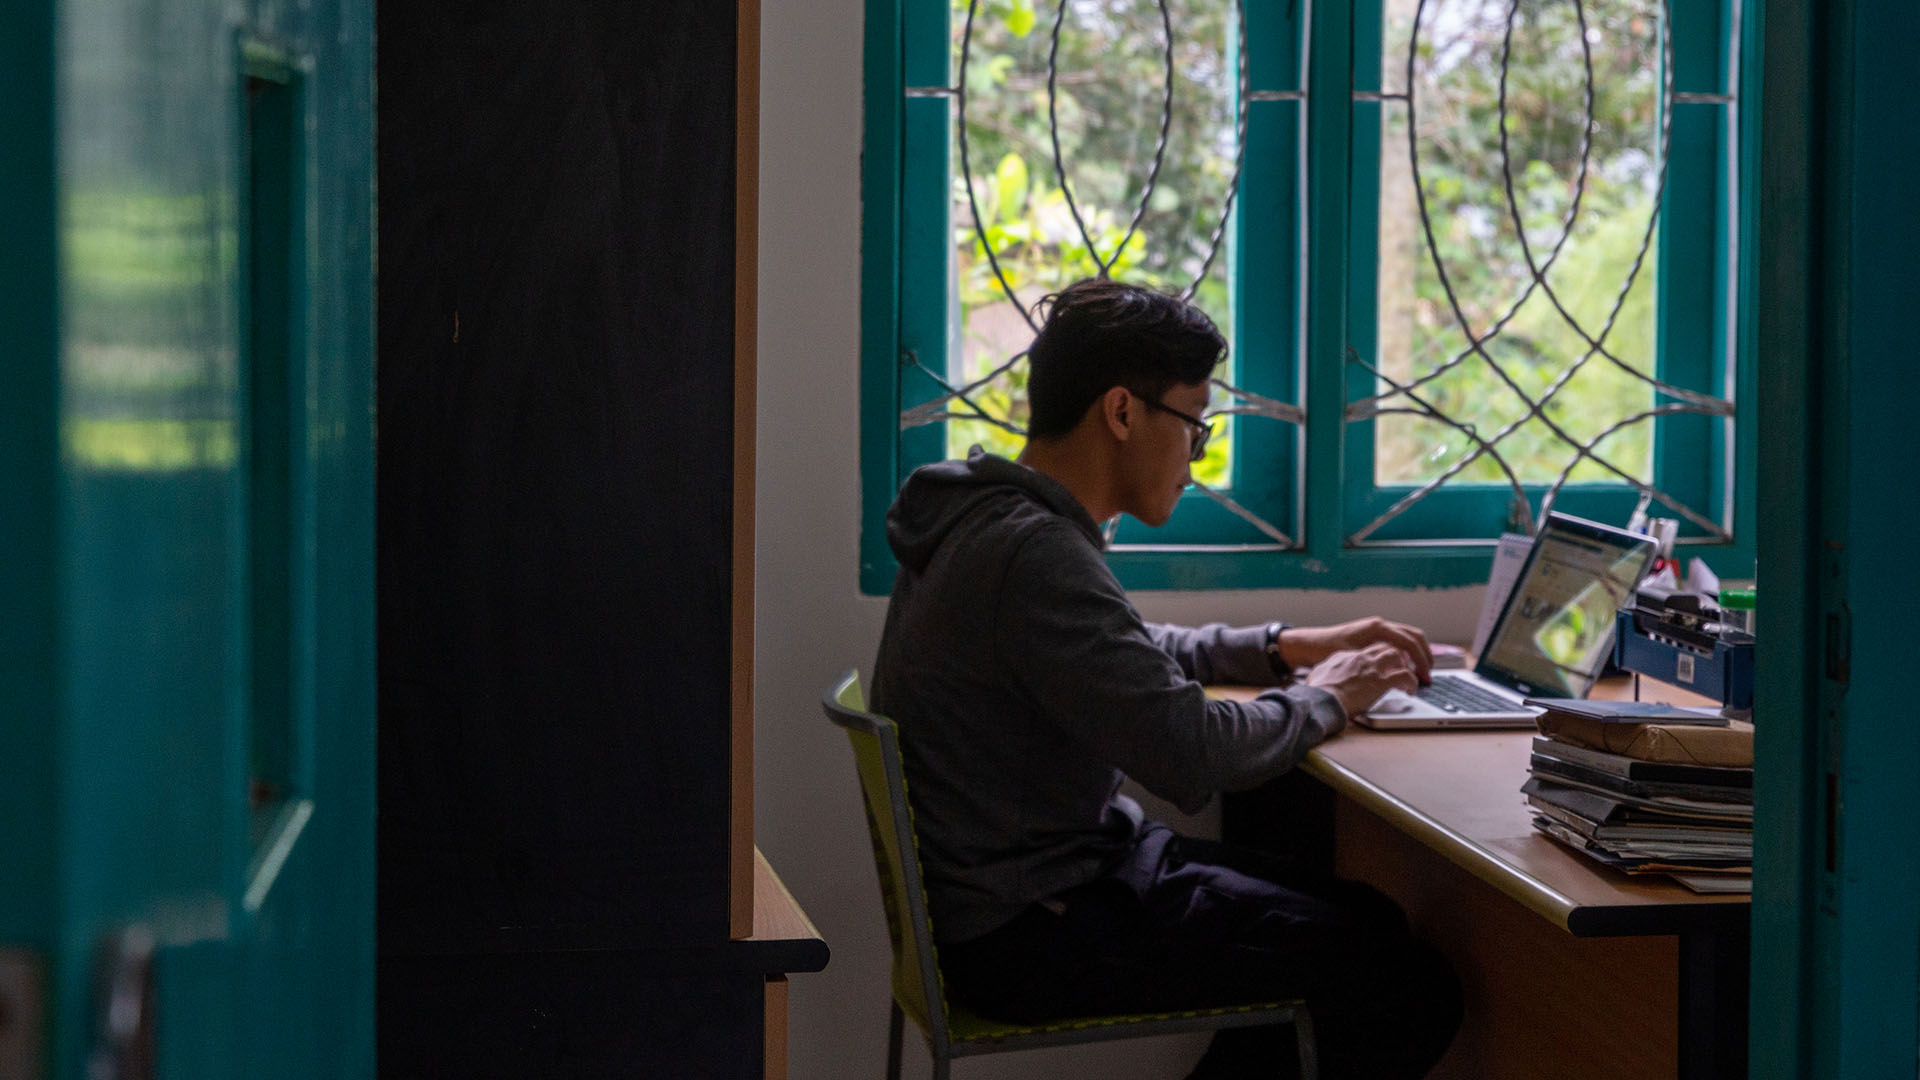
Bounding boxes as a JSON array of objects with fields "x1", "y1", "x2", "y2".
[{"x1": 1138, "y1": 394, "x2": 1215, "y2": 463}]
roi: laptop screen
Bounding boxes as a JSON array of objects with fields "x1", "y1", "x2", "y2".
[{"x1": 1476, "y1": 513, "x2": 1657, "y2": 699}]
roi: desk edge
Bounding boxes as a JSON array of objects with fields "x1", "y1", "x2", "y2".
[{"x1": 1302, "y1": 751, "x2": 1580, "y2": 933}]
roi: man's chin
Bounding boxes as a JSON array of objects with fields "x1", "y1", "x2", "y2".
[{"x1": 1139, "y1": 506, "x2": 1177, "y2": 529}]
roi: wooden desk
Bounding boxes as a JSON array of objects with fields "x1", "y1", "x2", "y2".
[{"x1": 1218, "y1": 677, "x2": 1749, "y2": 1080}]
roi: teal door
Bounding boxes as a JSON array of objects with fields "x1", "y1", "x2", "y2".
[
  {"x1": 1750, "y1": 2, "x2": 1920, "y2": 1076},
  {"x1": 0, "y1": 0, "x2": 374, "y2": 1075}
]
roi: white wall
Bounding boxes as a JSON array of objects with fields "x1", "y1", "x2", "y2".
[{"x1": 753, "y1": 4, "x2": 1484, "y2": 1075}]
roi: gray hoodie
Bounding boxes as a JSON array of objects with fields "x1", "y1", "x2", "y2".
[{"x1": 871, "y1": 450, "x2": 1346, "y2": 943}]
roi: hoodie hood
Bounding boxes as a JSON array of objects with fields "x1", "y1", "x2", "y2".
[{"x1": 886, "y1": 448, "x2": 1103, "y2": 572}]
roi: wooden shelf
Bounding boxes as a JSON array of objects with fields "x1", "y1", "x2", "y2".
[
  {"x1": 734, "y1": 848, "x2": 828, "y2": 975},
  {"x1": 748, "y1": 849, "x2": 821, "y2": 1080}
]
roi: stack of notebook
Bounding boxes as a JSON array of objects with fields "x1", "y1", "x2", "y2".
[{"x1": 1521, "y1": 699, "x2": 1753, "y2": 892}]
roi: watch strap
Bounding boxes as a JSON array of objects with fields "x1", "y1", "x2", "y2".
[{"x1": 1264, "y1": 621, "x2": 1292, "y2": 680}]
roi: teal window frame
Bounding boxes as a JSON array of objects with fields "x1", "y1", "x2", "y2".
[{"x1": 861, "y1": 0, "x2": 1758, "y2": 594}]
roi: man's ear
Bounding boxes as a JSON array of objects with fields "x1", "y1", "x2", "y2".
[{"x1": 1099, "y1": 385, "x2": 1136, "y2": 443}]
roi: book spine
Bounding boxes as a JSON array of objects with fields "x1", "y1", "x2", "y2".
[
  {"x1": 1530, "y1": 736, "x2": 1637, "y2": 778},
  {"x1": 1528, "y1": 797, "x2": 1602, "y2": 837},
  {"x1": 1530, "y1": 754, "x2": 1754, "y2": 804},
  {"x1": 1522, "y1": 777, "x2": 1628, "y2": 822}
]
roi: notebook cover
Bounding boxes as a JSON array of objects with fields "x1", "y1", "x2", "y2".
[
  {"x1": 1529, "y1": 736, "x2": 1753, "y2": 786},
  {"x1": 1529, "y1": 754, "x2": 1754, "y2": 809},
  {"x1": 1521, "y1": 777, "x2": 1752, "y2": 827},
  {"x1": 1523, "y1": 697, "x2": 1728, "y2": 724}
]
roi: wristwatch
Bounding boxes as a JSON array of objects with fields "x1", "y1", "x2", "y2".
[{"x1": 1264, "y1": 621, "x2": 1292, "y2": 679}]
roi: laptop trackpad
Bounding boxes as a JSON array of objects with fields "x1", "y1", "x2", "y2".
[{"x1": 1369, "y1": 689, "x2": 1420, "y2": 714}]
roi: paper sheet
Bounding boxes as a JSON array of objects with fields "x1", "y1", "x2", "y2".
[{"x1": 1470, "y1": 533, "x2": 1533, "y2": 660}]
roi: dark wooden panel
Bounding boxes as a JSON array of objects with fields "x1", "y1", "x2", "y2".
[
  {"x1": 379, "y1": 954, "x2": 764, "y2": 1080},
  {"x1": 375, "y1": 0, "x2": 737, "y2": 953},
  {"x1": 1334, "y1": 798, "x2": 1679, "y2": 1080}
]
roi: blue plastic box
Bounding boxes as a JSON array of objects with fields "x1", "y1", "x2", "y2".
[{"x1": 1612, "y1": 610, "x2": 1756, "y2": 710}]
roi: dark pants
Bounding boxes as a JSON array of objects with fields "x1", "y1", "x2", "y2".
[{"x1": 939, "y1": 823, "x2": 1462, "y2": 1079}]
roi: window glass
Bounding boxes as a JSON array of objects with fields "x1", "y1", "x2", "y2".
[{"x1": 1371, "y1": 0, "x2": 1664, "y2": 487}]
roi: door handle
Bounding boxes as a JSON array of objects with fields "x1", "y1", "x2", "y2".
[
  {"x1": 88, "y1": 928, "x2": 155, "y2": 1080},
  {"x1": 0, "y1": 948, "x2": 43, "y2": 1080}
]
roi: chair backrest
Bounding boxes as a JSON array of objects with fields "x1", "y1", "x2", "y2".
[{"x1": 821, "y1": 670, "x2": 954, "y2": 1050}]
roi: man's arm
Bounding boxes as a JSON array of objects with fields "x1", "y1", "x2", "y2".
[
  {"x1": 997, "y1": 524, "x2": 1346, "y2": 815},
  {"x1": 1148, "y1": 617, "x2": 1435, "y2": 692},
  {"x1": 1278, "y1": 617, "x2": 1435, "y2": 683},
  {"x1": 1144, "y1": 621, "x2": 1289, "y2": 686}
]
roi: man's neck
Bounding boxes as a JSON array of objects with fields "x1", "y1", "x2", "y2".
[{"x1": 1017, "y1": 437, "x2": 1118, "y2": 526}]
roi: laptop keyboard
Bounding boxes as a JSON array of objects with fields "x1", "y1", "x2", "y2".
[{"x1": 1416, "y1": 676, "x2": 1518, "y2": 714}]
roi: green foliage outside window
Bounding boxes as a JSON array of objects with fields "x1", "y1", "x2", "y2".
[
  {"x1": 946, "y1": 0, "x2": 1235, "y2": 487},
  {"x1": 1374, "y1": 0, "x2": 1665, "y2": 486}
]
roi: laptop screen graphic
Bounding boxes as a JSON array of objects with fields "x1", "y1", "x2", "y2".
[{"x1": 1478, "y1": 515, "x2": 1655, "y2": 699}]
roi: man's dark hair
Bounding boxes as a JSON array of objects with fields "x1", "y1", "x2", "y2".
[{"x1": 1024, "y1": 278, "x2": 1226, "y2": 439}]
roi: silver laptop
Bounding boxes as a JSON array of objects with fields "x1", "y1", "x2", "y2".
[{"x1": 1357, "y1": 512, "x2": 1658, "y2": 730}]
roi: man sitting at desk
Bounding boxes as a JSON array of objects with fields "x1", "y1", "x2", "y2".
[{"x1": 871, "y1": 279, "x2": 1462, "y2": 1078}]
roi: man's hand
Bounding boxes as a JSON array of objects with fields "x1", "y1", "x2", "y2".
[
  {"x1": 1277, "y1": 617, "x2": 1433, "y2": 684},
  {"x1": 1303, "y1": 643, "x2": 1422, "y2": 718}
]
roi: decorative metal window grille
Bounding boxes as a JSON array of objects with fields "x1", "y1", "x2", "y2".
[
  {"x1": 1350, "y1": 0, "x2": 1738, "y2": 544},
  {"x1": 893, "y1": 0, "x2": 1740, "y2": 551}
]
